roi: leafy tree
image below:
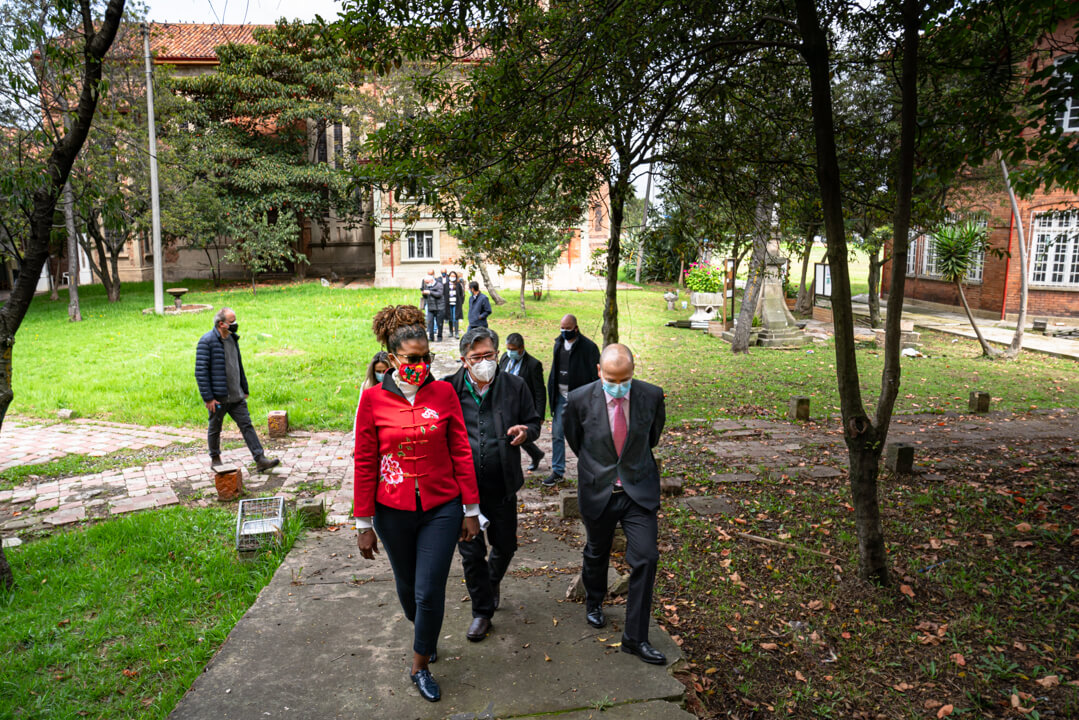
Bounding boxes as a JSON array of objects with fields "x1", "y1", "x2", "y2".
[
  {"x1": 0, "y1": 0, "x2": 127, "y2": 590},
  {"x1": 223, "y1": 207, "x2": 302, "y2": 294},
  {"x1": 164, "y1": 20, "x2": 362, "y2": 287}
]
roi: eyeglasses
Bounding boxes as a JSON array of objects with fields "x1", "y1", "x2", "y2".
[
  {"x1": 394, "y1": 352, "x2": 434, "y2": 364},
  {"x1": 466, "y1": 351, "x2": 497, "y2": 363}
]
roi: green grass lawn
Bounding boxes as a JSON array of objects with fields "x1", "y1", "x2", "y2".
[
  {"x1": 9, "y1": 278, "x2": 1076, "y2": 430},
  {"x1": 0, "y1": 506, "x2": 302, "y2": 719}
]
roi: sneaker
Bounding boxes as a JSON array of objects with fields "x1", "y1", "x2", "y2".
[
  {"x1": 541, "y1": 473, "x2": 563, "y2": 488},
  {"x1": 527, "y1": 450, "x2": 545, "y2": 472},
  {"x1": 255, "y1": 456, "x2": 280, "y2": 472}
]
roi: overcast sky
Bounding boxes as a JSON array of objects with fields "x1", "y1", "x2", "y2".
[{"x1": 147, "y1": 0, "x2": 345, "y2": 24}]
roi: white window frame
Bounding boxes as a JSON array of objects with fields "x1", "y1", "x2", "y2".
[
  {"x1": 921, "y1": 212, "x2": 987, "y2": 283},
  {"x1": 1056, "y1": 54, "x2": 1078, "y2": 134},
  {"x1": 404, "y1": 229, "x2": 437, "y2": 262},
  {"x1": 1029, "y1": 209, "x2": 1079, "y2": 288},
  {"x1": 906, "y1": 235, "x2": 919, "y2": 276}
]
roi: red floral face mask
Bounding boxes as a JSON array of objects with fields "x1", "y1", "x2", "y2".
[{"x1": 397, "y1": 360, "x2": 430, "y2": 386}]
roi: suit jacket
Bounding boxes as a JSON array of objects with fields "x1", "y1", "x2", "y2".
[
  {"x1": 563, "y1": 379, "x2": 666, "y2": 521},
  {"x1": 421, "y1": 280, "x2": 444, "y2": 314},
  {"x1": 442, "y1": 367, "x2": 541, "y2": 497},
  {"x1": 468, "y1": 292, "x2": 492, "y2": 327},
  {"x1": 546, "y1": 333, "x2": 600, "y2": 409},
  {"x1": 499, "y1": 350, "x2": 546, "y2": 419}
]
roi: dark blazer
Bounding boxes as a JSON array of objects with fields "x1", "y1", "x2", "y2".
[
  {"x1": 468, "y1": 292, "x2": 492, "y2": 327},
  {"x1": 546, "y1": 333, "x2": 600, "y2": 410},
  {"x1": 443, "y1": 367, "x2": 542, "y2": 497},
  {"x1": 446, "y1": 279, "x2": 465, "y2": 307},
  {"x1": 421, "y1": 279, "x2": 444, "y2": 314},
  {"x1": 195, "y1": 329, "x2": 249, "y2": 403},
  {"x1": 563, "y1": 379, "x2": 666, "y2": 521},
  {"x1": 499, "y1": 350, "x2": 546, "y2": 419}
]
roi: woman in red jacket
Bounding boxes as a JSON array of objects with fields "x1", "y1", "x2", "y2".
[{"x1": 354, "y1": 305, "x2": 481, "y2": 703}]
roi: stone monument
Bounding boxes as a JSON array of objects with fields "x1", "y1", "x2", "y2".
[{"x1": 722, "y1": 235, "x2": 811, "y2": 348}]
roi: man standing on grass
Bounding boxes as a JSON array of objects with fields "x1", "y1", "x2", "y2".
[
  {"x1": 195, "y1": 307, "x2": 280, "y2": 472},
  {"x1": 468, "y1": 281, "x2": 492, "y2": 330}
]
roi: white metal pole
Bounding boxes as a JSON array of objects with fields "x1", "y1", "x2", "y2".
[{"x1": 142, "y1": 22, "x2": 164, "y2": 315}]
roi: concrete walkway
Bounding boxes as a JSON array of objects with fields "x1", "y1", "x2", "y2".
[
  {"x1": 167, "y1": 520, "x2": 691, "y2": 720},
  {"x1": 850, "y1": 299, "x2": 1079, "y2": 361}
]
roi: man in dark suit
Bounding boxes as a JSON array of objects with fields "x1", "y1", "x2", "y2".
[
  {"x1": 499, "y1": 333, "x2": 546, "y2": 471},
  {"x1": 467, "y1": 281, "x2": 492, "y2": 329},
  {"x1": 564, "y1": 343, "x2": 667, "y2": 665},
  {"x1": 544, "y1": 314, "x2": 599, "y2": 487},
  {"x1": 444, "y1": 327, "x2": 541, "y2": 642}
]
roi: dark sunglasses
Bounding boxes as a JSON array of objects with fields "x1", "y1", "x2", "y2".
[{"x1": 394, "y1": 352, "x2": 433, "y2": 364}]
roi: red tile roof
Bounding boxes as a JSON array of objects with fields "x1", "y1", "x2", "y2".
[{"x1": 149, "y1": 23, "x2": 268, "y2": 63}]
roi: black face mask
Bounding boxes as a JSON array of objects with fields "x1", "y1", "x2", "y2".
[
  {"x1": 561, "y1": 328, "x2": 578, "y2": 341},
  {"x1": 227, "y1": 322, "x2": 239, "y2": 334}
]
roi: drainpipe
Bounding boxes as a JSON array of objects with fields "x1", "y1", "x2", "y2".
[{"x1": 1001, "y1": 207, "x2": 1014, "y2": 321}]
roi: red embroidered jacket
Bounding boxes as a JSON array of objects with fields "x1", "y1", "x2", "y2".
[{"x1": 353, "y1": 375, "x2": 479, "y2": 517}]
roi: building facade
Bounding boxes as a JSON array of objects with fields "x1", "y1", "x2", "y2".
[{"x1": 106, "y1": 23, "x2": 611, "y2": 291}]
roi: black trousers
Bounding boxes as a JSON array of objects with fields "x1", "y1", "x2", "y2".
[
  {"x1": 427, "y1": 310, "x2": 443, "y2": 341},
  {"x1": 521, "y1": 440, "x2": 543, "y2": 463},
  {"x1": 207, "y1": 399, "x2": 265, "y2": 460},
  {"x1": 374, "y1": 495, "x2": 463, "y2": 656},
  {"x1": 458, "y1": 493, "x2": 518, "y2": 619},
  {"x1": 581, "y1": 491, "x2": 659, "y2": 645}
]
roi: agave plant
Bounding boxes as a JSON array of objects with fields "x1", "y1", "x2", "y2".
[{"x1": 930, "y1": 221, "x2": 997, "y2": 357}]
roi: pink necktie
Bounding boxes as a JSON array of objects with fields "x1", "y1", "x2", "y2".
[{"x1": 612, "y1": 397, "x2": 627, "y2": 456}]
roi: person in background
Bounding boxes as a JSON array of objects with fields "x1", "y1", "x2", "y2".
[
  {"x1": 499, "y1": 332, "x2": 546, "y2": 472},
  {"x1": 354, "y1": 351, "x2": 390, "y2": 436},
  {"x1": 543, "y1": 314, "x2": 598, "y2": 487},
  {"x1": 445, "y1": 271, "x2": 465, "y2": 339},
  {"x1": 421, "y1": 270, "x2": 444, "y2": 342},
  {"x1": 467, "y1": 280, "x2": 492, "y2": 330},
  {"x1": 354, "y1": 305, "x2": 481, "y2": 703},
  {"x1": 563, "y1": 343, "x2": 667, "y2": 666},
  {"x1": 195, "y1": 307, "x2": 279, "y2": 472},
  {"x1": 443, "y1": 327, "x2": 540, "y2": 642}
]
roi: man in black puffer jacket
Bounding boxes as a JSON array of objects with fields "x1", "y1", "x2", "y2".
[{"x1": 195, "y1": 308, "x2": 279, "y2": 472}]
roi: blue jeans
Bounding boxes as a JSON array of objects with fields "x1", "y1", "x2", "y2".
[
  {"x1": 447, "y1": 305, "x2": 460, "y2": 336},
  {"x1": 373, "y1": 495, "x2": 463, "y2": 656},
  {"x1": 551, "y1": 393, "x2": 567, "y2": 476}
]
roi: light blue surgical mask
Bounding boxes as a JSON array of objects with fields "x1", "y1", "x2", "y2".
[
  {"x1": 602, "y1": 379, "x2": 631, "y2": 399},
  {"x1": 375, "y1": 371, "x2": 385, "y2": 383},
  {"x1": 506, "y1": 350, "x2": 522, "y2": 361}
]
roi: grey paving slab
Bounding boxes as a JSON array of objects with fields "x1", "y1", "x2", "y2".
[{"x1": 169, "y1": 529, "x2": 684, "y2": 720}]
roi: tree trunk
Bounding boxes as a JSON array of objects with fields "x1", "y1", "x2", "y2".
[
  {"x1": 955, "y1": 280, "x2": 998, "y2": 357},
  {"x1": 795, "y1": 0, "x2": 922, "y2": 586},
  {"x1": 867, "y1": 250, "x2": 882, "y2": 328},
  {"x1": 794, "y1": 227, "x2": 815, "y2": 314},
  {"x1": 0, "y1": 543, "x2": 13, "y2": 590},
  {"x1": 475, "y1": 259, "x2": 506, "y2": 305},
  {"x1": 519, "y1": 266, "x2": 527, "y2": 315},
  {"x1": 999, "y1": 155, "x2": 1028, "y2": 360},
  {"x1": 602, "y1": 174, "x2": 631, "y2": 347},
  {"x1": 731, "y1": 193, "x2": 771, "y2": 354},
  {"x1": 63, "y1": 182, "x2": 82, "y2": 322},
  {"x1": 107, "y1": 247, "x2": 121, "y2": 302}
]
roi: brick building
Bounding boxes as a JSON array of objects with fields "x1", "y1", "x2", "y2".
[
  {"x1": 882, "y1": 19, "x2": 1079, "y2": 320},
  {"x1": 84, "y1": 22, "x2": 611, "y2": 291}
]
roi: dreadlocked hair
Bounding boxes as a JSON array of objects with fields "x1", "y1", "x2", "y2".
[{"x1": 372, "y1": 305, "x2": 427, "y2": 352}]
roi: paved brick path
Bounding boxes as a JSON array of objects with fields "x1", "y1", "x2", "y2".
[{"x1": 0, "y1": 417, "x2": 202, "y2": 471}]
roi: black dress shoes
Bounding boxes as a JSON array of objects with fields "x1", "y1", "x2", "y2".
[
  {"x1": 410, "y1": 667, "x2": 441, "y2": 702},
  {"x1": 255, "y1": 456, "x2": 280, "y2": 472},
  {"x1": 585, "y1": 607, "x2": 607, "y2": 628},
  {"x1": 467, "y1": 616, "x2": 492, "y2": 642},
  {"x1": 621, "y1": 637, "x2": 667, "y2": 665},
  {"x1": 527, "y1": 450, "x2": 546, "y2": 472}
]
